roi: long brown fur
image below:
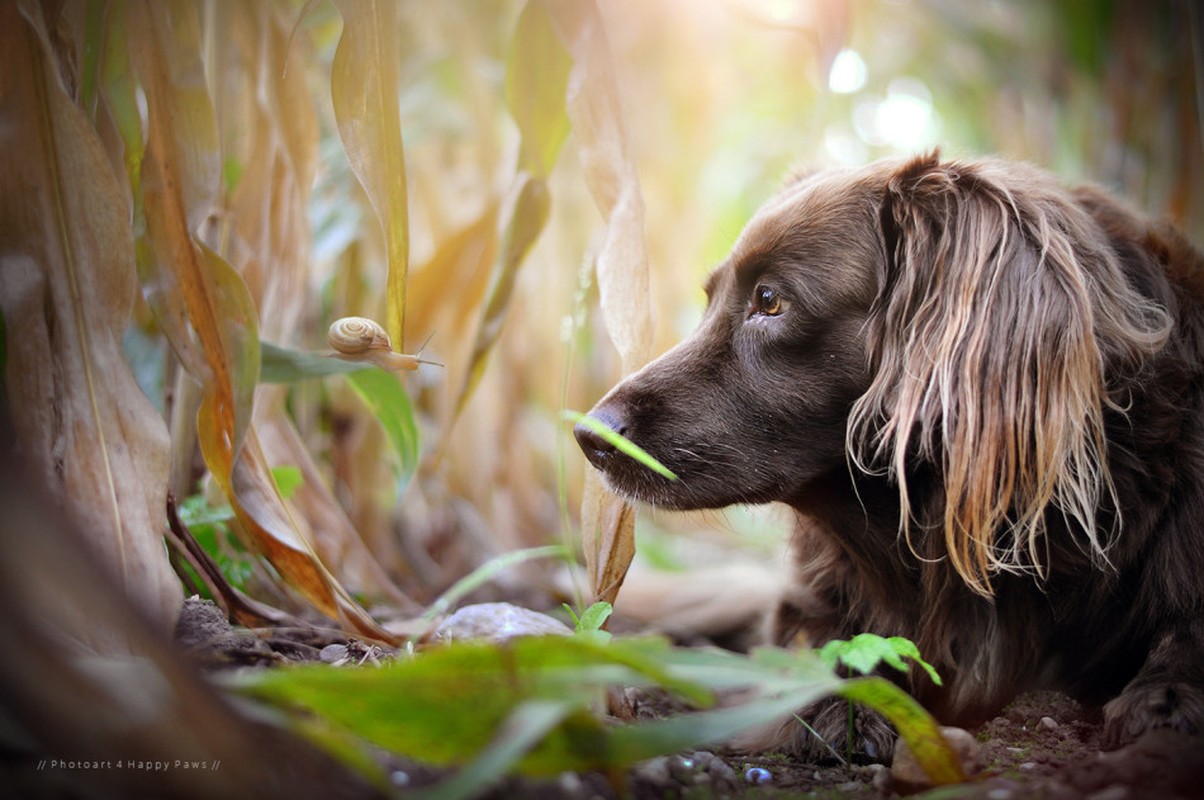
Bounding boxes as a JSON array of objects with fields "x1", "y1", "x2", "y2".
[
  {"x1": 851, "y1": 157, "x2": 1171, "y2": 594},
  {"x1": 576, "y1": 152, "x2": 1204, "y2": 761}
]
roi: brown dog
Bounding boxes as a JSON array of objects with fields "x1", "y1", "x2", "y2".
[{"x1": 575, "y1": 152, "x2": 1204, "y2": 761}]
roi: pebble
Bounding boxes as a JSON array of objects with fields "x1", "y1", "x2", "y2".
[
  {"x1": 1039, "y1": 716, "x2": 1059, "y2": 730},
  {"x1": 432, "y1": 602, "x2": 572, "y2": 642},
  {"x1": 557, "y1": 772, "x2": 583, "y2": 793},
  {"x1": 319, "y1": 643, "x2": 348, "y2": 664},
  {"x1": 744, "y1": 766, "x2": 772, "y2": 785},
  {"x1": 389, "y1": 770, "x2": 410, "y2": 787},
  {"x1": 707, "y1": 757, "x2": 738, "y2": 787},
  {"x1": 868, "y1": 763, "x2": 892, "y2": 793},
  {"x1": 667, "y1": 754, "x2": 699, "y2": 783},
  {"x1": 634, "y1": 756, "x2": 671, "y2": 785},
  {"x1": 891, "y1": 726, "x2": 981, "y2": 787}
]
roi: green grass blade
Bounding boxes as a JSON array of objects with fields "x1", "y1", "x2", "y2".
[
  {"x1": 423, "y1": 545, "x2": 570, "y2": 620},
  {"x1": 564, "y1": 410, "x2": 677, "y2": 480}
]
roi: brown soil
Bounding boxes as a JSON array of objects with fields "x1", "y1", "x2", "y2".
[{"x1": 176, "y1": 598, "x2": 1204, "y2": 800}]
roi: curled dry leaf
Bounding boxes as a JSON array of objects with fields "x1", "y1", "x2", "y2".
[{"x1": 0, "y1": 1, "x2": 180, "y2": 636}]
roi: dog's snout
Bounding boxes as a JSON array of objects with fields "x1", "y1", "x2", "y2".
[{"x1": 573, "y1": 405, "x2": 626, "y2": 470}]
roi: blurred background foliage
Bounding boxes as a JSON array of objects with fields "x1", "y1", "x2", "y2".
[{"x1": 5, "y1": 0, "x2": 1200, "y2": 626}]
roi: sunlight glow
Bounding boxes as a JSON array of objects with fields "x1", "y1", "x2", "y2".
[
  {"x1": 852, "y1": 77, "x2": 939, "y2": 150},
  {"x1": 828, "y1": 49, "x2": 867, "y2": 94},
  {"x1": 764, "y1": 0, "x2": 805, "y2": 23}
]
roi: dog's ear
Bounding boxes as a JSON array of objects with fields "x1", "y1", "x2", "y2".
[{"x1": 849, "y1": 154, "x2": 1170, "y2": 595}]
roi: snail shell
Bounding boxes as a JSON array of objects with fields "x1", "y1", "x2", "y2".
[
  {"x1": 327, "y1": 316, "x2": 421, "y2": 372},
  {"x1": 328, "y1": 316, "x2": 392, "y2": 355}
]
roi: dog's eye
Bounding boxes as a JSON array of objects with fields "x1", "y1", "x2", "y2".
[{"x1": 752, "y1": 285, "x2": 786, "y2": 317}]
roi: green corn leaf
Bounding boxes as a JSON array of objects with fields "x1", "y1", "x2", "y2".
[
  {"x1": 345, "y1": 367, "x2": 420, "y2": 483},
  {"x1": 259, "y1": 341, "x2": 371, "y2": 382}
]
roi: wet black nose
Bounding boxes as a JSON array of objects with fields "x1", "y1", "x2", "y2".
[{"x1": 573, "y1": 407, "x2": 625, "y2": 470}]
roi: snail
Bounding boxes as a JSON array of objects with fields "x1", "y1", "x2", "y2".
[{"x1": 327, "y1": 316, "x2": 433, "y2": 372}]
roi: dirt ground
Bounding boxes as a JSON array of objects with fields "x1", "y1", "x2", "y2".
[{"x1": 176, "y1": 598, "x2": 1204, "y2": 800}]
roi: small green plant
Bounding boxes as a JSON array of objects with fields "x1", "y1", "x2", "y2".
[
  {"x1": 818, "y1": 634, "x2": 942, "y2": 685},
  {"x1": 234, "y1": 635, "x2": 965, "y2": 798},
  {"x1": 177, "y1": 465, "x2": 304, "y2": 595},
  {"x1": 563, "y1": 601, "x2": 614, "y2": 644},
  {"x1": 817, "y1": 634, "x2": 942, "y2": 762}
]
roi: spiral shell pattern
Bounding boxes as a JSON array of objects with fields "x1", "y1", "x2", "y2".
[{"x1": 327, "y1": 316, "x2": 391, "y2": 355}]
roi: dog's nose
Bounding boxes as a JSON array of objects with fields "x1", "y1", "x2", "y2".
[{"x1": 573, "y1": 407, "x2": 625, "y2": 470}]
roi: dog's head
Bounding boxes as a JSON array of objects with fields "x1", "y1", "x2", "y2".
[{"x1": 576, "y1": 153, "x2": 1170, "y2": 594}]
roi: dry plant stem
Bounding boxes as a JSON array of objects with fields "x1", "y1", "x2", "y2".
[
  {"x1": 167, "y1": 366, "x2": 203, "y2": 500},
  {"x1": 165, "y1": 493, "x2": 301, "y2": 630}
]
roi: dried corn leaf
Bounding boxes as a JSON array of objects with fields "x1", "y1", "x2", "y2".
[
  {"x1": 453, "y1": 175, "x2": 552, "y2": 422},
  {"x1": 506, "y1": 1, "x2": 572, "y2": 177},
  {"x1": 446, "y1": 2, "x2": 570, "y2": 426},
  {"x1": 202, "y1": 415, "x2": 391, "y2": 638},
  {"x1": 0, "y1": 1, "x2": 179, "y2": 633},
  {"x1": 579, "y1": 474, "x2": 637, "y2": 607},
  {"x1": 254, "y1": 396, "x2": 415, "y2": 609},
  {"x1": 130, "y1": 0, "x2": 393, "y2": 642},
  {"x1": 544, "y1": 2, "x2": 653, "y2": 372},
  {"x1": 543, "y1": 0, "x2": 653, "y2": 605},
  {"x1": 130, "y1": 0, "x2": 226, "y2": 388},
  {"x1": 404, "y1": 202, "x2": 499, "y2": 346},
  {"x1": 331, "y1": 0, "x2": 409, "y2": 349}
]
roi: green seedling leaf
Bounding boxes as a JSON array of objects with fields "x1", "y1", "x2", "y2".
[
  {"x1": 564, "y1": 601, "x2": 614, "y2": 645},
  {"x1": 818, "y1": 633, "x2": 942, "y2": 686},
  {"x1": 178, "y1": 493, "x2": 234, "y2": 529},
  {"x1": 564, "y1": 410, "x2": 677, "y2": 480},
  {"x1": 345, "y1": 367, "x2": 419, "y2": 483},
  {"x1": 176, "y1": 493, "x2": 252, "y2": 592},
  {"x1": 575, "y1": 601, "x2": 613, "y2": 633}
]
